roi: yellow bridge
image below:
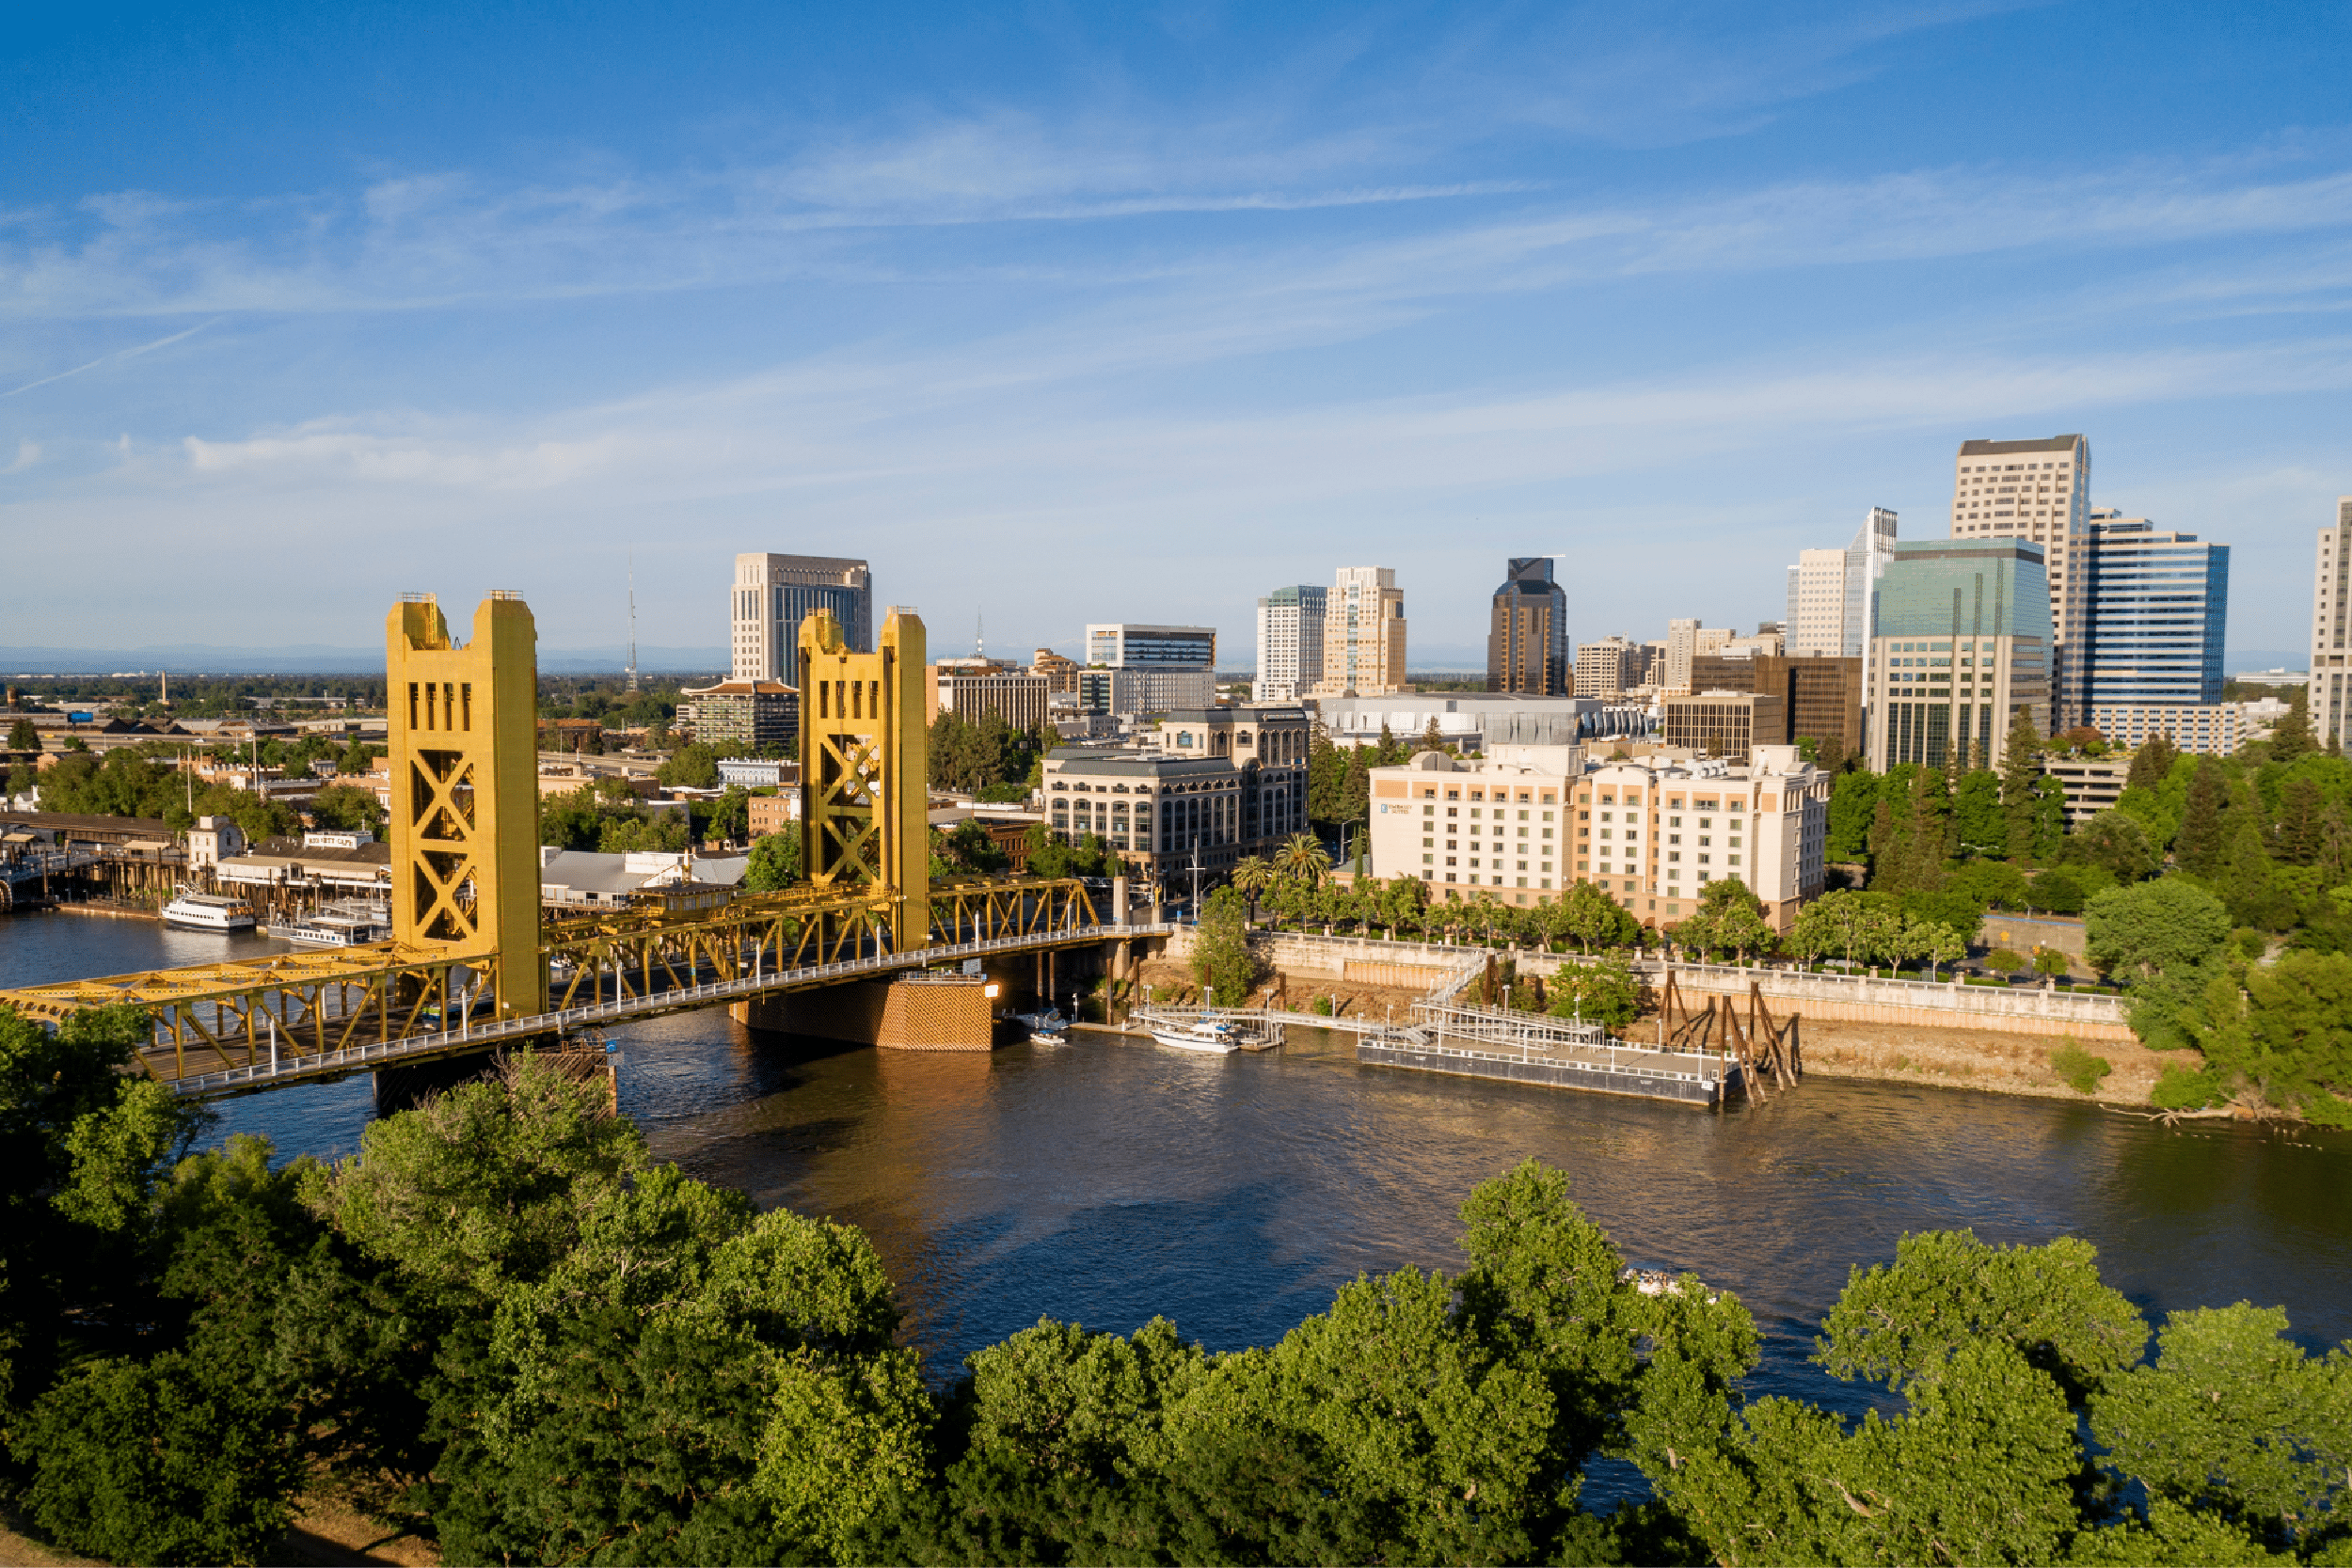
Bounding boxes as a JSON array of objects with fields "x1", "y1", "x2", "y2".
[{"x1": 0, "y1": 593, "x2": 1152, "y2": 1099}]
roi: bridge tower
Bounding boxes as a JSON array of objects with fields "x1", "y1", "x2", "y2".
[
  {"x1": 800, "y1": 606, "x2": 928, "y2": 951},
  {"x1": 386, "y1": 591, "x2": 546, "y2": 1019}
]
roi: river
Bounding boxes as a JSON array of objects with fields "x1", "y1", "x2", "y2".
[{"x1": 6, "y1": 908, "x2": 2345, "y2": 1429}]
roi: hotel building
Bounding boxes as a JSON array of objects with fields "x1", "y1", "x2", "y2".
[{"x1": 1364, "y1": 744, "x2": 1828, "y2": 930}]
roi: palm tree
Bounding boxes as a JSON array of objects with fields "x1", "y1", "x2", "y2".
[
  {"x1": 1232, "y1": 855, "x2": 1275, "y2": 926},
  {"x1": 1276, "y1": 832, "x2": 1331, "y2": 888}
]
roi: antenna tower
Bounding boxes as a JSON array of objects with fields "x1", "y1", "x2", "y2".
[{"x1": 626, "y1": 553, "x2": 641, "y2": 692}]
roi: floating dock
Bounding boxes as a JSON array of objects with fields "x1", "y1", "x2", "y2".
[{"x1": 1356, "y1": 1000, "x2": 1741, "y2": 1108}]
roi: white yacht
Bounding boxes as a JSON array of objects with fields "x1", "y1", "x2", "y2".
[
  {"x1": 280, "y1": 901, "x2": 391, "y2": 947},
  {"x1": 1151, "y1": 1018, "x2": 1242, "y2": 1054},
  {"x1": 162, "y1": 891, "x2": 257, "y2": 932},
  {"x1": 1012, "y1": 1007, "x2": 1069, "y2": 1045}
]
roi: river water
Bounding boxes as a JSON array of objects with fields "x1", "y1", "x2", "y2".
[{"x1": 7, "y1": 909, "x2": 2346, "y2": 1428}]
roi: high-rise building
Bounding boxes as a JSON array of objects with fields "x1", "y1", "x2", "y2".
[
  {"x1": 1663, "y1": 619, "x2": 1700, "y2": 691},
  {"x1": 1573, "y1": 636, "x2": 1640, "y2": 698},
  {"x1": 1867, "y1": 540, "x2": 2052, "y2": 771},
  {"x1": 1786, "y1": 549, "x2": 1847, "y2": 657},
  {"x1": 1313, "y1": 567, "x2": 1407, "y2": 697},
  {"x1": 730, "y1": 554, "x2": 871, "y2": 688},
  {"x1": 2312, "y1": 498, "x2": 2352, "y2": 750},
  {"x1": 1252, "y1": 586, "x2": 1327, "y2": 703},
  {"x1": 1947, "y1": 436, "x2": 2090, "y2": 722},
  {"x1": 1486, "y1": 557, "x2": 1568, "y2": 695},
  {"x1": 2077, "y1": 514, "x2": 2229, "y2": 714},
  {"x1": 1029, "y1": 647, "x2": 1080, "y2": 692}
]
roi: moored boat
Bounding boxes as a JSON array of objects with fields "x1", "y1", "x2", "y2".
[
  {"x1": 1013, "y1": 1007, "x2": 1070, "y2": 1044},
  {"x1": 1151, "y1": 1018, "x2": 1241, "y2": 1054},
  {"x1": 280, "y1": 900, "x2": 391, "y2": 946},
  {"x1": 162, "y1": 891, "x2": 256, "y2": 932}
]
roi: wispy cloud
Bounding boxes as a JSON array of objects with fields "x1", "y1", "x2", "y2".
[{"x1": 2, "y1": 318, "x2": 217, "y2": 396}]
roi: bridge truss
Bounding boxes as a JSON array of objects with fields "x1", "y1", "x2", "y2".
[{"x1": 0, "y1": 876, "x2": 1102, "y2": 1094}]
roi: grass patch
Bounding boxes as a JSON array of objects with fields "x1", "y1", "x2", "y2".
[{"x1": 2049, "y1": 1038, "x2": 2113, "y2": 1095}]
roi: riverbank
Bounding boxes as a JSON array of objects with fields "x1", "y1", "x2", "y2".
[{"x1": 1138, "y1": 930, "x2": 2182, "y2": 1108}]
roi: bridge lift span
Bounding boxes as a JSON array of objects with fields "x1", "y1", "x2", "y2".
[{"x1": 0, "y1": 593, "x2": 1127, "y2": 1097}]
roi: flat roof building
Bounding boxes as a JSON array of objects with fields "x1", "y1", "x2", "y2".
[
  {"x1": 731, "y1": 554, "x2": 870, "y2": 689},
  {"x1": 1253, "y1": 587, "x2": 1327, "y2": 704},
  {"x1": 2078, "y1": 515, "x2": 2229, "y2": 710},
  {"x1": 1867, "y1": 539, "x2": 2052, "y2": 771},
  {"x1": 2307, "y1": 498, "x2": 2352, "y2": 751}
]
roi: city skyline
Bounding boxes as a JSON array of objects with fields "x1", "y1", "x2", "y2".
[{"x1": 4, "y1": 5, "x2": 2349, "y2": 666}]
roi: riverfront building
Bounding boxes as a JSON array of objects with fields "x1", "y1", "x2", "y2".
[
  {"x1": 2309, "y1": 497, "x2": 2352, "y2": 751},
  {"x1": 1867, "y1": 539, "x2": 2052, "y2": 772},
  {"x1": 1364, "y1": 744, "x2": 1828, "y2": 930},
  {"x1": 729, "y1": 554, "x2": 871, "y2": 688},
  {"x1": 1251, "y1": 586, "x2": 1327, "y2": 703},
  {"x1": 1486, "y1": 557, "x2": 1568, "y2": 696}
]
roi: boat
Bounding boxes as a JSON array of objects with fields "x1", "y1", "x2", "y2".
[
  {"x1": 280, "y1": 900, "x2": 391, "y2": 947},
  {"x1": 1012, "y1": 1007, "x2": 1070, "y2": 1045},
  {"x1": 162, "y1": 891, "x2": 256, "y2": 932},
  {"x1": 1152, "y1": 1018, "x2": 1242, "y2": 1054}
]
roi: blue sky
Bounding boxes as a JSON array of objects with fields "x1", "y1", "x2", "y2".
[{"x1": 5, "y1": 2, "x2": 2350, "y2": 667}]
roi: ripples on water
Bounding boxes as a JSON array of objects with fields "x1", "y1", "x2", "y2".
[{"x1": 10, "y1": 911, "x2": 2348, "y2": 1424}]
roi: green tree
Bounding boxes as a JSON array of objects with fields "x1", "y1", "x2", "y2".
[
  {"x1": 2126, "y1": 732, "x2": 2182, "y2": 791},
  {"x1": 2089, "y1": 1303, "x2": 2351, "y2": 1556},
  {"x1": 2000, "y1": 709, "x2": 2046, "y2": 856},
  {"x1": 742, "y1": 831, "x2": 803, "y2": 892},
  {"x1": 1786, "y1": 889, "x2": 1905, "y2": 968},
  {"x1": 538, "y1": 784, "x2": 603, "y2": 849},
  {"x1": 1825, "y1": 769, "x2": 1881, "y2": 863},
  {"x1": 1191, "y1": 886, "x2": 1256, "y2": 1008},
  {"x1": 1671, "y1": 878, "x2": 1778, "y2": 961},
  {"x1": 13, "y1": 1353, "x2": 303, "y2": 1565},
  {"x1": 1952, "y1": 767, "x2": 2006, "y2": 858},
  {"x1": 2086, "y1": 879, "x2": 2233, "y2": 984},
  {"x1": 657, "y1": 740, "x2": 722, "y2": 788},
  {"x1": 2067, "y1": 808, "x2": 2158, "y2": 883},
  {"x1": 1546, "y1": 954, "x2": 1642, "y2": 1026},
  {"x1": 1549, "y1": 879, "x2": 1641, "y2": 952},
  {"x1": 1231, "y1": 854, "x2": 1275, "y2": 923},
  {"x1": 2193, "y1": 949, "x2": 2352, "y2": 1123},
  {"x1": 2176, "y1": 757, "x2": 2230, "y2": 876},
  {"x1": 308, "y1": 780, "x2": 386, "y2": 834},
  {"x1": 2266, "y1": 686, "x2": 2316, "y2": 764},
  {"x1": 8, "y1": 715, "x2": 39, "y2": 751}
]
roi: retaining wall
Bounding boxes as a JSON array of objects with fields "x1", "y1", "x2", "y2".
[{"x1": 1162, "y1": 927, "x2": 2136, "y2": 1043}]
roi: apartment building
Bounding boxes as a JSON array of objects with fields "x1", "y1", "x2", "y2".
[
  {"x1": 1252, "y1": 586, "x2": 1327, "y2": 703},
  {"x1": 1486, "y1": 557, "x2": 1568, "y2": 695},
  {"x1": 2310, "y1": 498, "x2": 2352, "y2": 751},
  {"x1": 729, "y1": 554, "x2": 871, "y2": 687},
  {"x1": 1030, "y1": 647, "x2": 1080, "y2": 693},
  {"x1": 1866, "y1": 540, "x2": 2052, "y2": 771},
  {"x1": 2084, "y1": 702, "x2": 2257, "y2": 756},
  {"x1": 676, "y1": 678, "x2": 799, "y2": 751},
  {"x1": 1313, "y1": 566, "x2": 1407, "y2": 696},
  {"x1": 1947, "y1": 436, "x2": 2090, "y2": 721},
  {"x1": 1363, "y1": 744, "x2": 1827, "y2": 930}
]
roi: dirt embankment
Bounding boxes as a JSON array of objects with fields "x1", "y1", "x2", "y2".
[{"x1": 1138, "y1": 950, "x2": 2184, "y2": 1107}]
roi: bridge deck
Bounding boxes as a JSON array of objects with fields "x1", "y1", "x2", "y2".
[{"x1": 152, "y1": 922, "x2": 1168, "y2": 1099}]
